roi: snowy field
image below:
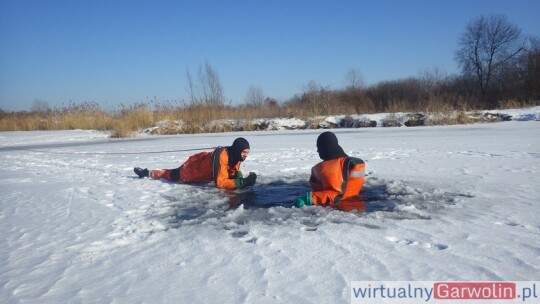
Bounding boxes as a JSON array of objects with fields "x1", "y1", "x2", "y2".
[{"x1": 1, "y1": 112, "x2": 539, "y2": 303}]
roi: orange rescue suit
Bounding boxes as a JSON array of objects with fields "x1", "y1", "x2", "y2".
[
  {"x1": 309, "y1": 156, "x2": 366, "y2": 209},
  {"x1": 148, "y1": 147, "x2": 241, "y2": 190}
]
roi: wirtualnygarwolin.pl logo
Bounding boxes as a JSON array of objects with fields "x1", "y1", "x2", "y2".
[{"x1": 351, "y1": 281, "x2": 538, "y2": 303}]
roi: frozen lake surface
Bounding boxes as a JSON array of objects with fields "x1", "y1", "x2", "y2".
[{"x1": 1, "y1": 117, "x2": 539, "y2": 303}]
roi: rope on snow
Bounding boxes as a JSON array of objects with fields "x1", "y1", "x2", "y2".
[{"x1": 2, "y1": 146, "x2": 217, "y2": 155}]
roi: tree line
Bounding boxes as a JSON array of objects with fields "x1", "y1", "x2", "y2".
[{"x1": 188, "y1": 14, "x2": 539, "y2": 115}]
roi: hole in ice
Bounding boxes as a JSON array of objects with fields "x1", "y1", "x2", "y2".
[
  {"x1": 227, "y1": 181, "x2": 312, "y2": 209},
  {"x1": 155, "y1": 176, "x2": 474, "y2": 229}
]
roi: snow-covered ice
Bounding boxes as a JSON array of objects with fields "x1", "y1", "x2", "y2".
[{"x1": 1, "y1": 117, "x2": 539, "y2": 303}]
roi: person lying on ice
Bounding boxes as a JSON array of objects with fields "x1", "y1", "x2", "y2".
[
  {"x1": 133, "y1": 137, "x2": 257, "y2": 190},
  {"x1": 295, "y1": 131, "x2": 366, "y2": 211}
]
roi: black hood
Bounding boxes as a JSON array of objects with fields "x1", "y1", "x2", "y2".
[
  {"x1": 228, "y1": 137, "x2": 250, "y2": 166},
  {"x1": 316, "y1": 131, "x2": 348, "y2": 161}
]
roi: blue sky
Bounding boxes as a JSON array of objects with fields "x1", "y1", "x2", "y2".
[{"x1": 1, "y1": 0, "x2": 539, "y2": 111}]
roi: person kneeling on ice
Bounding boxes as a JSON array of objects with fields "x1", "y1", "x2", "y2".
[
  {"x1": 296, "y1": 131, "x2": 366, "y2": 211},
  {"x1": 134, "y1": 137, "x2": 257, "y2": 190}
]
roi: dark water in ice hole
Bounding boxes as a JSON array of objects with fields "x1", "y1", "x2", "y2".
[{"x1": 157, "y1": 178, "x2": 475, "y2": 229}]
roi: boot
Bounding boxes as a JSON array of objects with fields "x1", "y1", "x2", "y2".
[{"x1": 134, "y1": 167, "x2": 149, "y2": 178}]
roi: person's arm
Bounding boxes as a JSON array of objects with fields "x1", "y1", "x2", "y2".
[
  {"x1": 310, "y1": 190, "x2": 341, "y2": 206},
  {"x1": 297, "y1": 162, "x2": 342, "y2": 207},
  {"x1": 214, "y1": 150, "x2": 239, "y2": 190}
]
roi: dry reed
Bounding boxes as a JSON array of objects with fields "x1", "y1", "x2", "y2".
[{"x1": 1, "y1": 97, "x2": 534, "y2": 137}]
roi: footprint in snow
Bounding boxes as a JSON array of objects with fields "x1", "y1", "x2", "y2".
[
  {"x1": 385, "y1": 236, "x2": 448, "y2": 250},
  {"x1": 299, "y1": 219, "x2": 321, "y2": 232},
  {"x1": 228, "y1": 230, "x2": 258, "y2": 243},
  {"x1": 229, "y1": 230, "x2": 248, "y2": 238},
  {"x1": 426, "y1": 243, "x2": 449, "y2": 250},
  {"x1": 495, "y1": 221, "x2": 540, "y2": 230}
]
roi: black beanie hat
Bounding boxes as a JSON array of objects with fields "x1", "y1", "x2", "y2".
[
  {"x1": 228, "y1": 137, "x2": 250, "y2": 165},
  {"x1": 232, "y1": 137, "x2": 250, "y2": 151},
  {"x1": 316, "y1": 131, "x2": 348, "y2": 161}
]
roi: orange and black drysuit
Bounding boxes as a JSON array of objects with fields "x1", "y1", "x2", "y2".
[
  {"x1": 296, "y1": 132, "x2": 366, "y2": 211},
  {"x1": 135, "y1": 138, "x2": 255, "y2": 190}
]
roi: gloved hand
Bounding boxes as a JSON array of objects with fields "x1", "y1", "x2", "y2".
[
  {"x1": 234, "y1": 171, "x2": 243, "y2": 179},
  {"x1": 235, "y1": 172, "x2": 257, "y2": 189},
  {"x1": 243, "y1": 172, "x2": 257, "y2": 187},
  {"x1": 295, "y1": 192, "x2": 313, "y2": 208}
]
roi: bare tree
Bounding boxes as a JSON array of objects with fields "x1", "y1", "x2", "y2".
[
  {"x1": 203, "y1": 61, "x2": 224, "y2": 105},
  {"x1": 419, "y1": 67, "x2": 447, "y2": 93},
  {"x1": 245, "y1": 85, "x2": 265, "y2": 107},
  {"x1": 455, "y1": 15, "x2": 525, "y2": 105},
  {"x1": 523, "y1": 36, "x2": 540, "y2": 101},
  {"x1": 185, "y1": 61, "x2": 224, "y2": 105},
  {"x1": 186, "y1": 69, "x2": 196, "y2": 104},
  {"x1": 343, "y1": 69, "x2": 371, "y2": 114},
  {"x1": 31, "y1": 99, "x2": 51, "y2": 113},
  {"x1": 301, "y1": 81, "x2": 335, "y2": 115},
  {"x1": 345, "y1": 68, "x2": 364, "y2": 89}
]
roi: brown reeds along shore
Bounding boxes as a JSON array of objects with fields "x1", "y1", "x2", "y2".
[{"x1": 1, "y1": 98, "x2": 537, "y2": 138}]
